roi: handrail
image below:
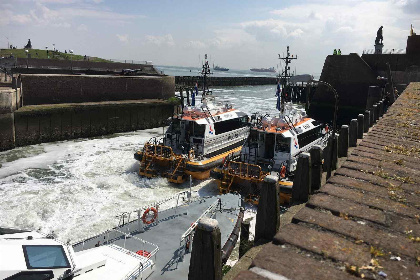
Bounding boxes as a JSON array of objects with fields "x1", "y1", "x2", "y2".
[
  {"x1": 72, "y1": 190, "x2": 196, "y2": 246},
  {"x1": 180, "y1": 198, "x2": 221, "y2": 242}
]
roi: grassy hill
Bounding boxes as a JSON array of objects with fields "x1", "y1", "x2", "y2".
[{"x1": 0, "y1": 48, "x2": 110, "y2": 62}]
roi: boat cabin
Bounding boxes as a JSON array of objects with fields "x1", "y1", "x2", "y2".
[
  {"x1": 0, "y1": 230, "x2": 153, "y2": 280},
  {"x1": 164, "y1": 100, "x2": 249, "y2": 159},
  {"x1": 241, "y1": 114, "x2": 324, "y2": 173}
]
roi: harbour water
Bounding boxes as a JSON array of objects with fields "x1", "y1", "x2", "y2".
[{"x1": 0, "y1": 83, "x2": 287, "y2": 243}]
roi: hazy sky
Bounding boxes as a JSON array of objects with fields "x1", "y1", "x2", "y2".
[{"x1": 1, "y1": 0, "x2": 419, "y2": 74}]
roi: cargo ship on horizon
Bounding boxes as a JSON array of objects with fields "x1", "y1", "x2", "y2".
[{"x1": 250, "y1": 67, "x2": 276, "y2": 73}]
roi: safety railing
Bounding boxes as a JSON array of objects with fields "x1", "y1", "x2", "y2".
[{"x1": 180, "y1": 198, "x2": 221, "y2": 242}]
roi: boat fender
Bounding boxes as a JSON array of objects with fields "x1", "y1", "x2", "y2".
[
  {"x1": 136, "y1": 250, "x2": 151, "y2": 258},
  {"x1": 142, "y1": 207, "x2": 158, "y2": 224},
  {"x1": 280, "y1": 165, "x2": 287, "y2": 178}
]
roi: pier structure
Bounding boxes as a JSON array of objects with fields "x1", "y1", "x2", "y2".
[
  {"x1": 309, "y1": 31, "x2": 420, "y2": 127},
  {"x1": 0, "y1": 59, "x2": 176, "y2": 151},
  {"x1": 228, "y1": 82, "x2": 419, "y2": 280}
]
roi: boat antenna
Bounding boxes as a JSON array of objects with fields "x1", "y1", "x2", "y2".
[
  {"x1": 278, "y1": 46, "x2": 297, "y2": 114},
  {"x1": 201, "y1": 54, "x2": 212, "y2": 101}
]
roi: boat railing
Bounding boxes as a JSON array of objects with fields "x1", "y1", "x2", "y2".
[
  {"x1": 143, "y1": 142, "x2": 175, "y2": 159},
  {"x1": 108, "y1": 229, "x2": 158, "y2": 280},
  {"x1": 227, "y1": 161, "x2": 264, "y2": 180},
  {"x1": 180, "y1": 198, "x2": 221, "y2": 243},
  {"x1": 71, "y1": 190, "x2": 197, "y2": 248}
]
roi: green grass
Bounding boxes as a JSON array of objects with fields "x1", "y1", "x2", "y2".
[{"x1": 0, "y1": 48, "x2": 110, "y2": 62}]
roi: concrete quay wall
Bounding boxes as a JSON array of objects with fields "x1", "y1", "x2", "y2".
[
  {"x1": 13, "y1": 100, "x2": 173, "y2": 147},
  {"x1": 175, "y1": 76, "x2": 277, "y2": 87},
  {"x1": 0, "y1": 99, "x2": 174, "y2": 151},
  {"x1": 20, "y1": 74, "x2": 175, "y2": 105},
  {"x1": 14, "y1": 58, "x2": 159, "y2": 75}
]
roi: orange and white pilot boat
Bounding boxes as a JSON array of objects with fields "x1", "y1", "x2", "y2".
[
  {"x1": 134, "y1": 57, "x2": 249, "y2": 183},
  {"x1": 213, "y1": 103, "x2": 330, "y2": 204}
]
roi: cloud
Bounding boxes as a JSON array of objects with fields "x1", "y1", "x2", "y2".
[
  {"x1": 77, "y1": 24, "x2": 88, "y2": 31},
  {"x1": 1, "y1": 1, "x2": 143, "y2": 28},
  {"x1": 211, "y1": 28, "x2": 256, "y2": 50},
  {"x1": 145, "y1": 34, "x2": 175, "y2": 47},
  {"x1": 116, "y1": 34, "x2": 128, "y2": 43},
  {"x1": 185, "y1": 40, "x2": 206, "y2": 49}
]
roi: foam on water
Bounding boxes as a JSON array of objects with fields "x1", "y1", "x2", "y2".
[{"x1": 0, "y1": 84, "x2": 289, "y2": 242}]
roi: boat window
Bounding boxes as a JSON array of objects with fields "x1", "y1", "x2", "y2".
[
  {"x1": 249, "y1": 130, "x2": 258, "y2": 142},
  {"x1": 192, "y1": 122, "x2": 205, "y2": 138},
  {"x1": 5, "y1": 271, "x2": 54, "y2": 280},
  {"x1": 170, "y1": 119, "x2": 181, "y2": 133},
  {"x1": 276, "y1": 135, "x2": 290, "y2": 152},
  {"x1": 23, "y1": 245, "x2": 70, "y2": 269},
  {"x1": 297, "y1": 125, "x2": 322, "y2": 148},
  {"x1": 214, "y1": 117, "x2": 248, "y2": 135}
]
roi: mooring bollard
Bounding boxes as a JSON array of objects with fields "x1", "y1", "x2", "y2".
[
  {"x1": 310, "y1": 145, "x2": 322, "y2": 192},
  {"x1": 372, "y1": 104, "x2": 378, "y2": 123},
  {"x1": 255, "y1": 175, "x2": 280, "y2": 243},
  {"x1": 292, "y1": 153, "x2": 311, "y2": 203},
  {"x1": 239, "y1": 220, "x2": 250, "y2": 258},
  {"x1": 375, "y1": 103, "x2": 381, "y2": 121},
  {"x1": 188, "y1": 217, "x2": 222, "y2": 280},
  {"x1": 370, "y1": 105, "x2": 376, "y2": 125},
  {"x1": 323, "y1": 137, "x2": 331, "y2": 172},
  {"x1": 379, "y1": 100, "x2": 384, "y2": 117},
  {"x1": 332, "y1": 134, "x2": 338, "y2": 171},
  {"x1": 357, "y1": 114, "x2": 364, "y2": 139},
  {"x1": 349, "y1": 119, "x2": 358, "y2": 147},
  {"x1": 338, "y1": 125, "x2": 349, "y2": 158},
  {"x1": 364, "y1": 110, "x2": 370, "y2": 133}
]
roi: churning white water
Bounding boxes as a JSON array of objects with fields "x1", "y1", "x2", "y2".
[{"x1": 0, "y1": 84, "x2": 283, "y2": 242}]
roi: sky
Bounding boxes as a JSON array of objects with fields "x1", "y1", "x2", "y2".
[{"x1": 0, "y1": 0, "x2": 419, "y2": 75}]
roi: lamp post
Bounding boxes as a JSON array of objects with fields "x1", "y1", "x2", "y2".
[
  {"x1": 45, "y1": 46, "x2": 48, "y2": 58},
  {"x1": 69, "y1": 49, "x2": 74, "y2": 71},
  {"x1": 25, "y1": 49, "x2": 29, "y2": 69}
]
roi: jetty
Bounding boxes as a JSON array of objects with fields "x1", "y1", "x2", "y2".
[{"x1": 229, "y1": 82, "x2": 419, "y2": 280}]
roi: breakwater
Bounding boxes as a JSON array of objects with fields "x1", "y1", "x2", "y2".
[
  {"x1": 0, "y1": 73, "x2": 176, "y2": 151},
  {"x1": 175, "y1": 76, "x2": 277, "y2": 87}
]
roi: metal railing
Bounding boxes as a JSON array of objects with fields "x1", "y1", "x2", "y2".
[{"x1": 180, "y1": 198, "x2": 221, "y2": 242}]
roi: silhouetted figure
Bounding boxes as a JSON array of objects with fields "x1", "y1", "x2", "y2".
[
  {"x1": 375, "y1": 26, "x2": 383, "y2": 44},
  {"x1": 24, "y1": 39, "x2": 32, "y2": 49}
]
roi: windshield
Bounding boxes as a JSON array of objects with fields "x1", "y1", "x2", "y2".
[
  {"x1": 276, "y1": 134, "x2": 290, "y2": 152},
  {"x1": 23, "y1": 245, "x2": 70, "y2": 269}
]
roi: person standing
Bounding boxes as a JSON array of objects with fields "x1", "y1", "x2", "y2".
[
  {"x1": 333, "y1": 49, "x2": 337, "y2": 55},
  {"x1": 338, "y1": 49, "x2": 342, "y2": 55}
]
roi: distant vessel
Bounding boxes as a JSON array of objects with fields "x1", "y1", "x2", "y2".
[
  {"x1": 250, "y1": 67, "x2": 276, "y2": 73},
  {"x1": 213, "y1": 64, "x2": 229, "y2": 71}
]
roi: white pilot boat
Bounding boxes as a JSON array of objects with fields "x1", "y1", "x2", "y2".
[
  {"x1": 0, "y1": 191, "x2": 242, "y2": 280},
  {"x1": 134, "y1": 57, "x2": 249, "y2": 183},
  {"x1": 214, "y1": 103, "x2": 330, "y2": 204},
  {"x1": 0, "y1": 228, "x2": 156, "y2": 280}
]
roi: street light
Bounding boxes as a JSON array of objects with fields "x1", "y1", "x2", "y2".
[
  {"x1": 69, "y1": 49, "x2": 74, "y2": 71},
  {"x1": 25, "y1": 49, "x2": 29, "y2": 68},
  {"x1": 45, "y1": 46, "x2": 48, "y2": 58}
]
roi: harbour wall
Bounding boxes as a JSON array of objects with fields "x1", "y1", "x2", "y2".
[
  {"x1": 0, "y1": 98, "x2": 175, "y2": 151},
  {"x1": 308, "y1": 52, "x2": 420, "y2": 126},
  {"x1": 20, "y1": 74, "x2": 175, "y2": 105},
  {"x1": 175, "y1": 76, "x2": 277, "y2": 87},
  {"x1": 13, "y1": 58, "x2": 159, "y2": 75},
  {"x1": 0, "y1": 72, "x2": 177, "y2": 151}
]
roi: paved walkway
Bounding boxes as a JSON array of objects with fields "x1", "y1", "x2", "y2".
[{"x1": 234, "y1": 83, "x2": 420, "y2": 280}]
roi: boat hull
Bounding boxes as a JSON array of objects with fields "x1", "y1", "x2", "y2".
[{"x1": 135, "y1": 145, "x2": 242, "y2": 183}]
